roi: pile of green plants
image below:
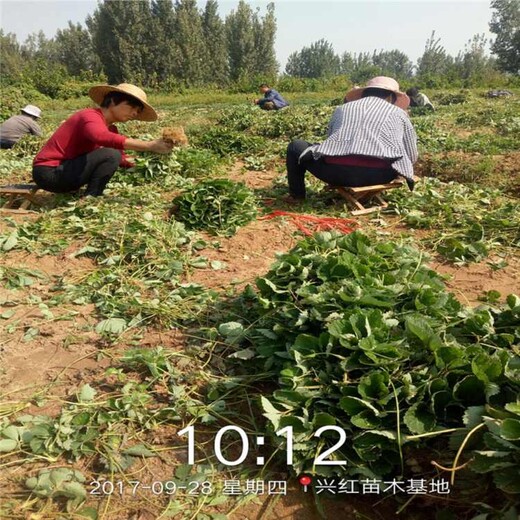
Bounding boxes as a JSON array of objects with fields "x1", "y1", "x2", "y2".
[
  {"x1": 174, "y1": 147, "x2": 223, "y2": 178},
  {"x1": 172, "y1": 178, "x2": 257, "y2": 236},
  {"x1": 387, "y1": 178, "x2": 520, "y2": 264},
  {"x1": 216, "y1": 231, "x2": 520, "y2": 513}
]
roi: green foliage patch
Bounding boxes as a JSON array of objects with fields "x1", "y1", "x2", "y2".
[
  {"x1": 172, "y1": 178, "x2": 257, "y2": 236},
  {"x1": 216, "y1": 231, "x2": 520, "y2": 505},
  {"x1": 387, "y1": 178, "x2": 520, "y2": 264}
]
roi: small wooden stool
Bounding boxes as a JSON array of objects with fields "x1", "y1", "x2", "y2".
[
  {"x1": 0, "y1": 184, "x2": 41, "y2": 213},
  {"x1": 331, "y1": 179, "x2": 406, "y2": 216}
]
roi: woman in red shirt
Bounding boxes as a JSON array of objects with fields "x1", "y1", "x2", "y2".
[{"x1": 33, "y1": 83, "x2": 172, "y2": 197}]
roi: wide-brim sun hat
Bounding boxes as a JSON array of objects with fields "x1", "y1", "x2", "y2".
[
  {"x1": 88, "y1": 83, "x2": 158, "y2": 121},
  {"x1": 21, "y1": 105, "x2": 41, "y2": 118},
  {"x1": 344, "y1": 76, "x2": 410, "y2": 110}
]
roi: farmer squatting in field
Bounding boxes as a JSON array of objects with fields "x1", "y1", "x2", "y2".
[
  {"x1": 285, "y1": 76, "x2": 418, "y2": 201},
  {"x1": 254, "y1": 83, "x2": 290, "y2": 110},
  {"x1": 32, "y1": 83, "x2": 173, "y2": 197}
]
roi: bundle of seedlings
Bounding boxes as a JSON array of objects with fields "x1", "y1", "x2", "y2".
[{"x1": 171, "y1": 178, "x2": 257, "y2": 236}]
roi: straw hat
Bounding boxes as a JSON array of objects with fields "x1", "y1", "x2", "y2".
[
  {"x1": 88, "y1": 83, "x2": 158, "y2": 121},
  {"x1": 21, "y1": 105, "x2": 41, "y2": 118},
  {"x1": 344, "y1": 76, "x2": 410, "y2": 110}
]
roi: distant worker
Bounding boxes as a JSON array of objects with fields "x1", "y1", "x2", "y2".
[
  {"x1": 486, "y1": 89, "x2": 513, "y2": 98},
  {"x1": 406, "y1": 87, "x2": 434, "y2": 111},
  {"x1": 285, "y1": 76, "x2": 418, "y2": 201},
  {"x1": 32, "y1": 83, "x2": 173, "y2": 197},
  {"x1": 254, "y1": 84, "x2": 289, "y2": 110},
  {"x1": 0, "y1": 105, "x2": 42, "y2": 149}
]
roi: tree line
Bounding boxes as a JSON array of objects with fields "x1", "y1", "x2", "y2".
[
  {"x1": 0, "y1": 0, "x2": 518, "y2": 99},
  {"x1": 1, "y1": 0, "x2": 277, "y2": 95}
]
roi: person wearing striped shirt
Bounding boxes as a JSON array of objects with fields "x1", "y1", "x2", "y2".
[{"x1": 285, "y1": 76, "x2": 418, "y2": 201}]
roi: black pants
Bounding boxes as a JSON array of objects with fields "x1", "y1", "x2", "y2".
[
  {"x1": 0, "y1": 139, "x2": 15, "y2": 149},
  {"x1": 33, "y1": 148, "x2": 122, "y2": 196},
  {"x1": 286, "y1": 139, "x2": 397, "y2": 199}
]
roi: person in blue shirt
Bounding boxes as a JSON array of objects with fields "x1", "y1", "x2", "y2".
[{"x1": 254, "y1": 84, "x2": 289, "y2": 110}]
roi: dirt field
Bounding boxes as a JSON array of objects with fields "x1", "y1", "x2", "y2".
[{"x1": 1, "y1": 158, "x2": 519, "y2": 520}]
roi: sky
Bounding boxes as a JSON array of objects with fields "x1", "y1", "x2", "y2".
[{"x1": 0, "y1": 0, "x2": 495, "y2": 69}]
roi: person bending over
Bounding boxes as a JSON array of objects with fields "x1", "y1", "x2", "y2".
[
  {"x1": 32, "y1": 83, "x2": 172, "y2": 197},
  {"x1": 406, "y1": 87, "x2": 434, "y2": 111},
  {"x1": 254, "y1": 84, "x2": 289, "y2": 111},
  {"x1": 286, "y1": 76, "x2": 418, "y2": 201},
  {"x1": 0, "y1": 105, "x2": 42, "y2": 149}
]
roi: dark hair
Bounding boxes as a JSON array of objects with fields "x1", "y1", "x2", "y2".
[
  {"x1": 100, "y1": 92, "x2": 144, "y2": 110},
  {"x1": 259, "y1": 83, "x2": 270, "y2": 89},
  {"x1": 362, "y1": 87, "x2": 397, "y2": 104},
  {"x1": 406, "y1": 87, "x2": 419, "y2": 97}
]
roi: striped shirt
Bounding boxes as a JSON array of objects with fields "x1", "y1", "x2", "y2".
[{"x1": 303, "y1": 97, "x2": 418, "y2": 180}]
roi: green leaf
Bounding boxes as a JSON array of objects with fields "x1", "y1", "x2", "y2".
[
  {"x1": 500, "y1": 419, "x2": 520, "y2": 441},
  {"x1": 339, "y1": 396, "x2": 380, "y2": 416},
  {"x1": 505, "y1": 356, "x2": 520, "y2": 382},
  {"x1": 462, "y1": 406, "x2": 486, "y2": 428},
  {"x1": 228, "y1": 348, "x2": 256, "y2": 360},
  {"x1": 453, "y1": 375, "x2": 485, "y2": 405},
  {"x1": 1, "y1": 231, "x2": 18, "y2": 251},
  {"x1": 218, "y1": 321, "x2": 244, "y2": 338},
  {"x1": 405, "y1": 315, "x2": 441, "y2": 349},
  {"x1": 506, "y1": 294, "x2": 520, "y2": 310},
  {"x1": 312, "y1": 412, "x2": 336, "y2": 427},
  {"x1": 78, "y1": 384, "x2": 96, "y2": 403},
  {"x1": 471, "y1": 353, "x2": 503, "y2": 383},
  {"x1": 61, "y1": 480, "x2": 87, "y2": 500},
  {"x1": 122, "y1": 444, "x2": 156, "y2": 457},
  {"x1": 471, "y1": 450, "x2": 516, "y2": 473},
  {"x1": 493, "y1": 467, "x2": 520, "y2": 493},
  {"x1": 95, "y1": 318, "x2": 127, "y2": 335},
  {"x1": 261, "y1": 396, "x2": 282, "y2": 430},
  {"x1": 77, "y1": 507, "x2": 98, "y2": 520},
  {"x1": 0, "y1": 438, "x2": 18, "y2": 452},
  {"x1": 357, "y1": 371, "x2": 389, "y2": 400},
  {"x1": 404, "y1": 403, "x2": 436, "y2": 434},
  {"x1": 1, "y1": 425, "x2": 21, "y2": 441}
]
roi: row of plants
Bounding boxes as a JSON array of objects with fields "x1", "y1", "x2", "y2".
[{"x1": 386, "y1": 178, "x2": 520, "y2": 264}]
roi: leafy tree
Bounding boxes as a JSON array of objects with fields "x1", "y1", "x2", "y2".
[
  {"x1": 149, "y1": 0, "x2": 178, "y2": 85},
  {"x1": 340, "y1": 51, "x2": 379, "y2": 83},
  {"x1": 202, "y1": 0, "x2": 228, "y2": 84},
  {"x1": 0, "y1": 30, "x2": 24, "y2": 85},
  {"x1": 285, "y1": 39, "x2": 340, "y2": 78},
  {"x1": 225, "y1": 0, "x2": 257, "y2": 81},
  {"x1": 372, "y1": 49, "x2": 413, "y2": 79},
  {"x1": 55, "y1": 22, "x2": 100, "y2": 76},
  {"x1": 252, "y1": 2, "x2": 278, "y2": 79},
  {"x1": 87, "y1": 0, "x2": 155, "y2": 84},
  {"x1": 489, "y1": 0, "x2": 520, "y2": 74},
  {"x1": 172, "y1": 0, "x2": 207, "y2": 86},
  {"x1": 21, "y1": 30, "x2": 59, "y2": 63},
  {"x1": 455, "y1": 34, "x2": 497, "y2": 85},
  {"x1": 416, "y1": 31, "x2": 454, "y2": 85}
]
